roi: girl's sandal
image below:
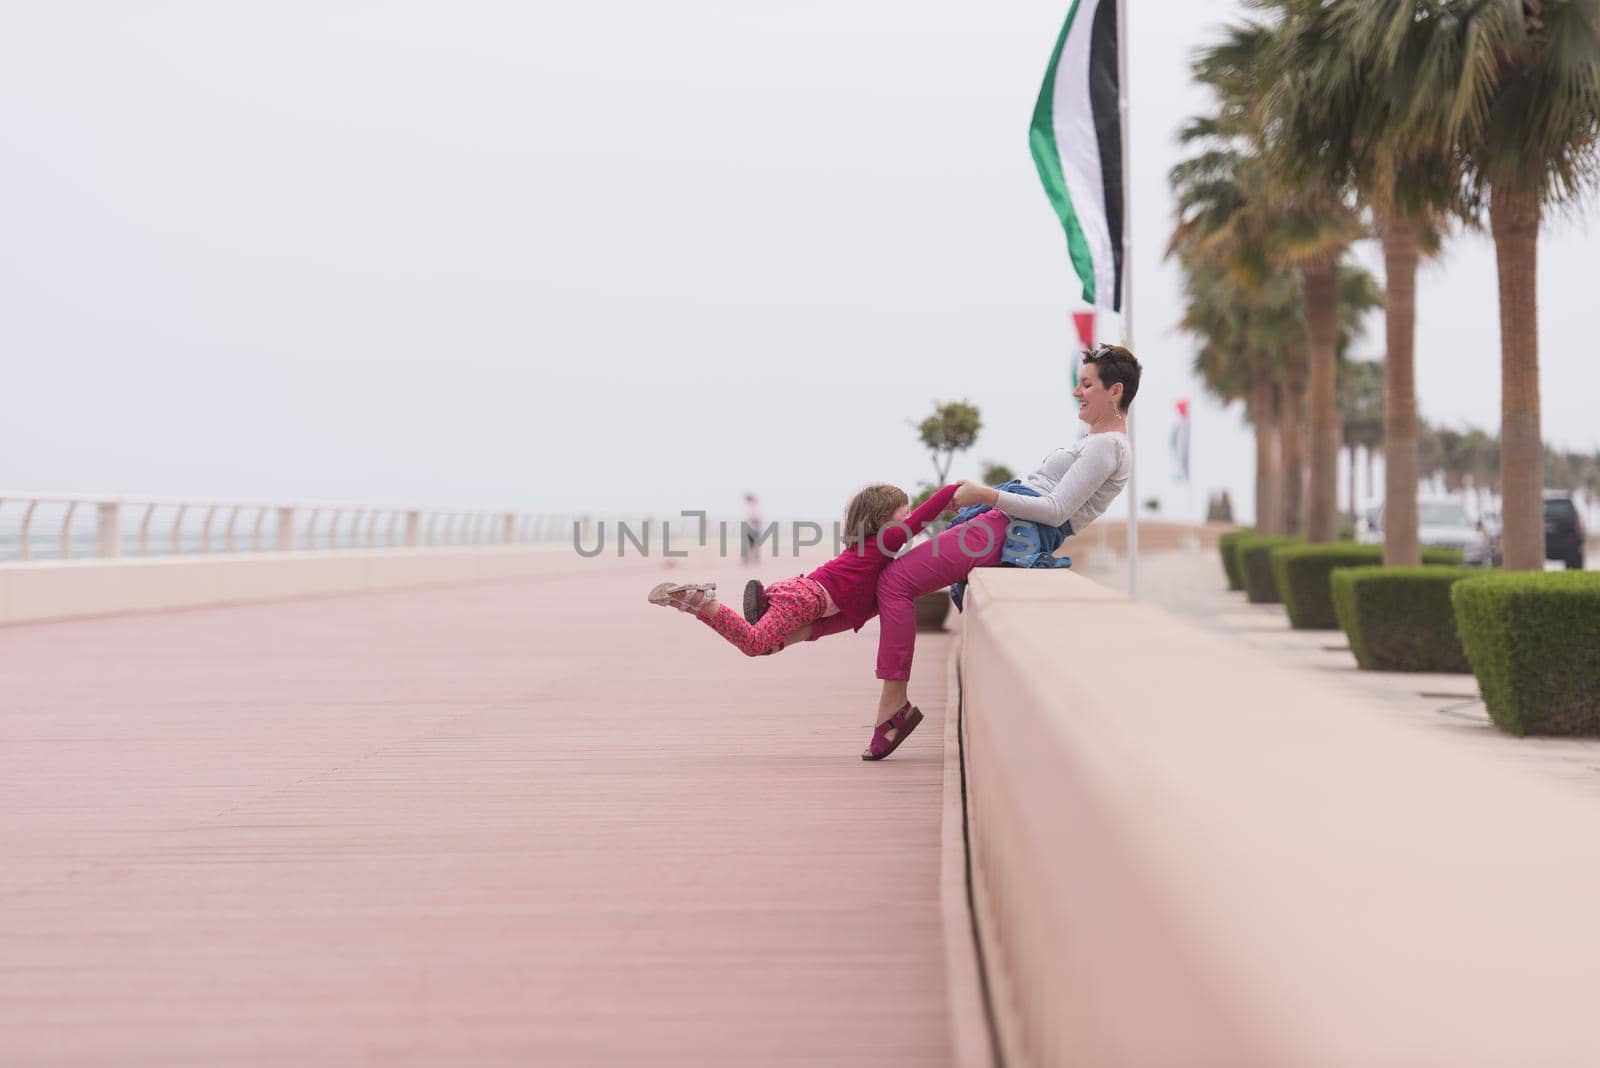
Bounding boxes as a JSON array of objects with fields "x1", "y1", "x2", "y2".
[
  {"x1": 742, "y1": 579, "x2": 770, "y2": 624},
  {"x1": 861, "y1": 702, "x2": 923, "y2": 761},
  {"x1": 648, "y1": 582, "x2": 717, "y2": 614}
]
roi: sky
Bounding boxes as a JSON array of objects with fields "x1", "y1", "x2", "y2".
[{"x1": 2, "y1": 1, "x2": 1596, "y2": 526}]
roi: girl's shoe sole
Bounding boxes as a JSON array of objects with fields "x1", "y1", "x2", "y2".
[{"x1": 742, "y1": 580, "x2": 766, "y2": 624}]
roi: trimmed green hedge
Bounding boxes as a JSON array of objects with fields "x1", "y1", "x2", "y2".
[
  {"x1": 1218, "y1": 530, "x2": 1251, "y2": 591},
  {"x1": 1452, "y1": 572, "x2": 1600, "y2": 736},
  {"x1": 1331, "y1": 566, "x2": 1482, "y2": 671},
  {"x1": 1237, "y1": 535, "x2": 1301, "y2": 604},
  {"x1": 1270, "y1": 544, "x2": 1465, "y2": 630}
]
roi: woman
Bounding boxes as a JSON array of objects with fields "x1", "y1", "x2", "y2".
[{"x1": 862, "y1": 344, "x2": 1141, "y2": 759}]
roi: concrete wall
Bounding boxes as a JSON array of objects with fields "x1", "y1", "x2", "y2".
[
  {"x1": 958, "y1": 566, "x2": 1600, "y2": 1066},
  {"x1": 1066, "y1": 519, "x2": 1234, "y2": 556},
  {"x1": 0, "y1": 547, "x2": 580, "y2": 626}
]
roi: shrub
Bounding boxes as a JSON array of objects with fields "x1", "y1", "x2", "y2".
[
  {"x1": 1237, "y1": 535, "x2": 1301, "y2": 604},
  {"x1": 1331, "y1": 566, "x2": 1482, "y2": 671},
  {"x1": 1451, "y1": 572, "x2": 1600, "y2": 736},
  {"x1": 1218, "y1": 530, "x2": 1251, "y2": 591},
  {"x1": 1271, "y1": 544, "x2": 1465, "y2": 629}
]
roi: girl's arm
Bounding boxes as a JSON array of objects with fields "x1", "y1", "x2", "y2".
[
  {"x1": 879, "y1": 483, "x2": 959, "y2": 553},
  {"x1": 992, "y1": 437, "x2": 1121, "y2": 526}
]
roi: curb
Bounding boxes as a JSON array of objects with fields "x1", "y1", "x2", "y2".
[{"x1": 940, "y1": 618, "x2": 999, "y2": 1068}]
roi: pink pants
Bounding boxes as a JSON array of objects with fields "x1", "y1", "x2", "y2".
[
  {"x1": 702, "y1": 575, "x2": 830, "y2": 657},
  {"x1": 874, "y1": 510, "x2": 1008, "y2": 681}
]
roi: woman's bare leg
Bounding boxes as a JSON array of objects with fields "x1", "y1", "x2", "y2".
[{"x1": 877, "y1": 679, "x2": 909, "y2": 722}]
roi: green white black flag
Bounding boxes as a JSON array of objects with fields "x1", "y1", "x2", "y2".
[{"x1": 1029, "y1": 0, "x2": 1125, "y2": 311}]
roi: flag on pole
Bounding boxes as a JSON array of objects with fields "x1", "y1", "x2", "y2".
[
  {"x1": 1071, "y1": 309, "x2": 1096, "y2": 439},
  {"x1": 1030, "y1": 0, "x2": 1125, "y2": 312},
  {"x1": 1170, "y1": 399, "x2": 1191, "y2": 483},
  {"x1": 1070, "y1": 309, "x2": 1095, "y2": 390}
]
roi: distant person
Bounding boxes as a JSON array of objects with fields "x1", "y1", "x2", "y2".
[{"x1": 740, "y1": 493, "x2": 763, "y2": 564}]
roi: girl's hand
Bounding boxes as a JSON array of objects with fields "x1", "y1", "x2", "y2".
[{"x1": 952, "y1": 481, "x2": 984, "y2": 509}]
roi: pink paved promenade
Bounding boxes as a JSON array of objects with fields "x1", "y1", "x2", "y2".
[{"x1": 1, "y1": 556, "x2": 954, "y2": 1066}]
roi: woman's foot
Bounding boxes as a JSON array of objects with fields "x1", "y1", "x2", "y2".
[
  {"x1": 861, "y1": 702, "x2": 923, "y2": 760},
  {"x1": 648, "y1": 581, "x2": 718, "y2": 617},
  {"x1": 743, "y1": 579, "x2": 770, "y2": 623}
]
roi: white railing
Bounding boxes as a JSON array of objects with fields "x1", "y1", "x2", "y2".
[{"x1": 0, "y1": 493, "x2": 592, "y2": 563}]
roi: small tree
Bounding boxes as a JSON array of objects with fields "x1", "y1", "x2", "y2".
[
  {"x1": 917, "y1": 400, "x2": 982, "y2": 485},
  {"x1": 979, "y1": 462, "x2": 1016, "y2": 486}
]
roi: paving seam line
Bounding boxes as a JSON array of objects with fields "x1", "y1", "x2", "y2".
[{"x1": 940, "y1": 623, "x2": 1004, "y2": 1068}]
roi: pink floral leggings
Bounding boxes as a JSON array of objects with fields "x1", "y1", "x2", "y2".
[{"x1": 702, "y1": 576, "x2": 831, "y2": 656}]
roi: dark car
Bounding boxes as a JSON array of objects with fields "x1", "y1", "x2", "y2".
[{"x1": 1545, "y1": 494, "x2": 1586, "y2": 569}]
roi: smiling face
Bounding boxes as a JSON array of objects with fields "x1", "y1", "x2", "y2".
[{"x1": 1074, "y1": 361, "x2": 1123, "y2": 424}]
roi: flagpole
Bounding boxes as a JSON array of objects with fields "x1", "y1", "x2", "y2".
[{"x1": 1117, "y1": 0, "x2": 1137, "y2": 599}]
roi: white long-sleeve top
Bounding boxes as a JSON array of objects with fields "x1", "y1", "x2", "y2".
[{"x1": 992, "y1": 431, "x2": 1132, "y2": 532}]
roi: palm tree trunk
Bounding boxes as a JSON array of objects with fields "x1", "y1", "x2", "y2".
[
  {"x1": 1251, "y1": 369, "x2": 1281, "y2": 534},
  {"x1": 1490, "y1": 186, "x2": 1544, "y2": 571},
  {"x1": 1280, "y1": 352, "x2": 1307, "y2": 536},
  {"x1": 1254, "y1": 369, "x2": 1280, "y2": 534},
  {"x1": 1273, "y1": 381, "x2": 1289, "y2": 533},
  {"x1": 1347, "y1": 445, "x2": 1357, "y2": 526},
  {"x1": 1380, "y1": 216, "x2": 1421, "y2": 566},
  {"x1": 1302, "y1": 257, "x2": 1341, "y2": 543}
]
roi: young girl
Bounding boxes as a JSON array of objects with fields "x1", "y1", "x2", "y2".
[{"x1": 648, "y1": 480, "x2": 958, "y2": 760}]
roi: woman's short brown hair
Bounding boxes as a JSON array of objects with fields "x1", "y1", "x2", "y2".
[
  {"x1": 1082, "y1": 344, "x2": 1142, "y2": 412},
  {"x1": 842, "y1": 483, "x2": 909, "y2": 546}
]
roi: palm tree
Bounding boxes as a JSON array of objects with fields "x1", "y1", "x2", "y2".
[
  {"x1": 1479, "y1": 4, "x2": 1600, "y2": 568},
  {"x1": 1175, "y1": 245, "x2": 1305, "y2": 533},
  {"x1": 1462, "y1": 427, "x2": 1498, "y2": 516},
  {"x1": 1183, "y1": 15, "x2": 1367, "y2": 544},
  {"x1": 1544, "y1": 446, "x2": 1581, "y2": 494},
  {"x1": 1333, "y1": 267, "x2": 1385, "y2": 519},
  {"x1": 1393, "y1": 1, "x2": 1600, "y2": 569},
  {"x1": 1338, "y1": 356, "x2": 1385, "y2": 522},
  {"x1": 1173, "y1": 238, "x2": 1380, "y2": 539},
  {"x1": 1269, "y1": 0, "x2": 1470, "y2": 565},
  {"x1": 1177, "y1": 261, "x2": 1261, "y2": 528},
  {"x1": 1437, "y1": 427, "x2": 1472, "y2": 502},
  {"x1": 1267, "y1": 0, "x2": 1600, "y2": 567},
  {"x1": 1168, "y1": 116, "x2": 1286, "y2": 533},
  {"x1": 1417, "y1": 420, "x2": 1442, "y2": 497}
]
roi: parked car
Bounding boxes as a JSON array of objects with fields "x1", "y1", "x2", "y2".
[
  {"x1": 1545, "y1": 493, "x2": 1586, "y2": 569},
  {"x1": 1356, "y1": 499, "x2": 1492, "y2": 566}
]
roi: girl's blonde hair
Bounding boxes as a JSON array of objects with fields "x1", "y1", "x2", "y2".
[{"x1": 842, "y1": 483, "x2": 909, "y2": 547}]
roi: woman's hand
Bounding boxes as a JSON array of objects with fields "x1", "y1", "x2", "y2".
[{"x1": 952, "y1": 481, "x2": 987, "y2": 509}]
